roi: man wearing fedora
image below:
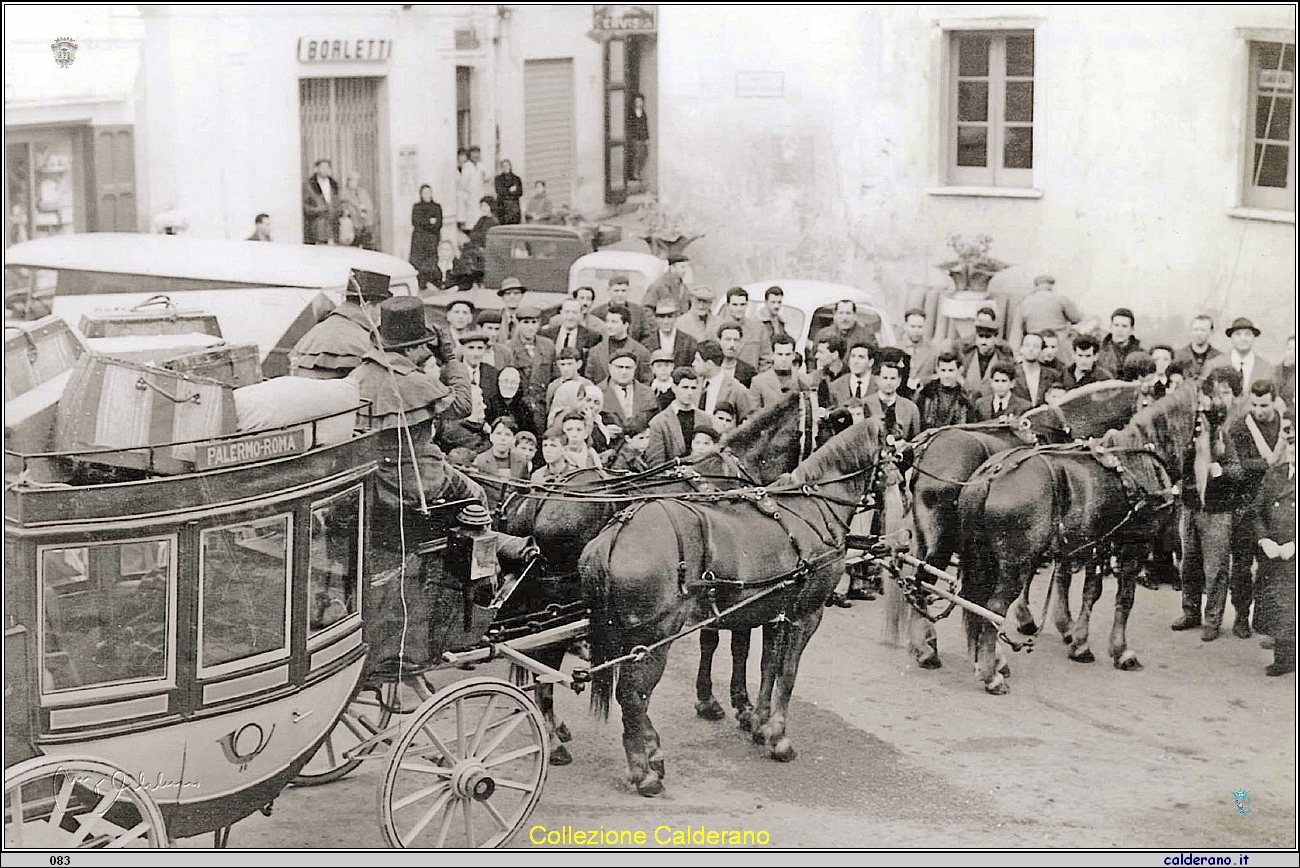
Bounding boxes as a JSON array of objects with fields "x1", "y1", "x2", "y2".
[
  {"x1": 496, "y1": 277, "x2": 527, "y2": 342},
  {"x1": 642, "y1": 299, "x2": 699, "y2": 371},
  {"x1": 643, "y1": 254, "x2": 692, "y2": 315},
  {"x1": 1204, "y1": 317, "x2": 1273, "y2": 406},
  {"x1": 676, "y1": 286, "x2": 720, "y2": 342},
  {"x1": 291, "y1": 269, "x2": 393, "y2": 379}
]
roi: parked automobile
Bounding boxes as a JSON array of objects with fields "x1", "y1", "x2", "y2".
[
  {"x1": 567, "y1": 249, "x2": 667, "y2": 305},
  {"x1": 3, "y1": 233, "x2": 419, "y2": 376},
  {"x1": 714, "y1": 280, "x2": 897, "y2": 358}
]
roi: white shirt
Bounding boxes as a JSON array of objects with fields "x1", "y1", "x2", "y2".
[
  {"x1": 556, "y1": 327, "x2": 577, "y2": 350},
  {"x1": 1229, "y1": 350, "x2": 1257, "y2": 390},
  {"x1": 703, "y1": 373, "x2": 726, "y2": 414},
  {"x1": 849, "y1": 373, "x2": 872, "y2": 400},
  {"x1": 1020, "y1": 362, "x2": 1041, "y2": 405},
  {"x1": 613, "y1": 383, "x2": 636, "y2": 419},
  {"x1": 317, "y1": 175, "x2": 331, "y2": 204},
  {"x1": 657, "y1": 330, "x2": 676, "y2": 357},
  {"x1": 991, "y1": 395, "x2": 1009, "y2": 415}
]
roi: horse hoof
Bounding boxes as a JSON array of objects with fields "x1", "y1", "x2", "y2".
[
  {"x1": 637, "y1": 774, "x2": 664, "y2": 797},
  {"x1": 1114, "y1": 653, "x2": 1144, "y2": 672},
  {"x1": 984, "y1": 678, "x2": 1011, "y2": 696},
  {"x1": 916, "y1": 652, "x2": 943, "y2": 670},
  {"x1": 769, "y1": 738, "x2": 797, "y2": 762},
  {"x1": 549, "y1": 744, "x2": 573, "y2": 766},
  {"x1": 555, "y1": 722, "x2": 572, "y2": 743},
  {"x1": 998, "y1": 662, "x2": 1011, "y2": 678},
  {"x1": 1069, "y1": 648, "x2": 1095, "y2": 664},
  {"x1": 752, "y1": 728, "x2": 769, "y2": 746},
  {"x1": 649, "y1": 756, "x2": 666, "y2": 780},
  {"x1": 695, "y1": 699, "x2": 726, "y2": 721},
  {"x1": 736, "y1": 709, "x2": 759, "y2": 733}
]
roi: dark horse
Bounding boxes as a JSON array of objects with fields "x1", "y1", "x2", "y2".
[
  {"x1": 889, "y1": 380, "x2": 1148, "y2": 669},
  {"x1": 580, "y1": 419, "x2": 882, "y2": 795},
  {"x1": 497, "y1": 390, "x2": 818, "y2": 758},
  {"x1": 955, "y1": 384, "x2": 1200, "y2": 694}
]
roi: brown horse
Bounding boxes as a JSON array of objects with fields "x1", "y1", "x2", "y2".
[
  {"x1": 955, "y1": 384, "x2": 1199, "y2": 693},
  {"x1": 579, "y1": 418, "x2": 882, "y2": 795},
  {"x1": 889, "y1": 380, "x2": 1148, "y2": 669},
  {"x1": 498, "y1": 390, "x2": 817, "y2": 759}
]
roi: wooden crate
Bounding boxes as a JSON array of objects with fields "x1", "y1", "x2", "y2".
[
  {"x1": 84, "y1": 333, "x2": 227, "y2": 365},
  {"x1": 5, "y1": 369, "x2": 74, "y2": 455},
  {"x1": 4, "y1": 316, "x2": 88, "y2": 403},
  {"x1": 55, "y1": 354, "x2": 237, "y2": 474},
  {"x1": 162, "y1": 344, "x2": 261, "y2": 388},
  {"x1": 78, "y1": 295, "x2": 222, "y2": 339}
]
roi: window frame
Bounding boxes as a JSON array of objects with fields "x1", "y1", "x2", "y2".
[
  {"x1": 945, "y1": 28, "x2": 1036, "y2": 189},
  {"x1": 307, "y1": 484, "x2": 365, "y2": 648},
  {"x1": 1240, "y1": 35, "x2": 1297, "y2": 213}
]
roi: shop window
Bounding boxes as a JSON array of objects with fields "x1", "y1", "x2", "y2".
[
  {"x1": 199, "y1": 515, "x2": 291, "y2": 673},
  {"x1": 946, "y1": 31, "x2": 1035, "y2": 188},
  {"x1": 6, "y1": 135, "x2": 76, "y2": 246},
  {"x1": 308, "y1": 487, "x2": 363, "y2": 637},
  {"x1": 39, "y1": 538, "x2": 174, "y2": 693},
  {"x1": 1242, "y1": 40, "x2": 1296, "y2": 212}
]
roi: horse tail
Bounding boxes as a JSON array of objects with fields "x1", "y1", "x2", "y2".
[
  {"x1": 579, "y1": 527, "x2": 618, "y2": 721},
  {"x1": 957, "y1": 471, "x2": 997, "y2": 656}
]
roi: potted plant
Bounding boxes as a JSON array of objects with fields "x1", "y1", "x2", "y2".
[
  {"x1": 635, "y1": 197, "x2": 704, "y2": 259},
  {"x1": 936, "y1": 233, "x2": 1010, "y2": 296}
]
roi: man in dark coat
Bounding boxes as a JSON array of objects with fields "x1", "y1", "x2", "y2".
[
  {"x1": 1063, "y1": 334, "x2": 1114, "y2": 389},
  {"x1": 644, "y1": 366, "x2": 713, "y2": 465},
  {"x1": 591, "y1": 275, "x2": 653, "y2": 344},
  {"x1": 1096, "y1": 307, "x2": 1144, "y2": 376},
  {"x1": 498, "y1": 304, "x2": 557, "y2": 400},
  {"x1": 303, "y1": 158, "x2": 341, "y2": 245},
  {"x1": 584, "y1": 304, "x2": 652, "y2": 385},
  {"x1": 1172, "y1": 314, "x2": 1223, "y2": 381},
  {"x1": 291, "y1": 268, "x2": 391, "y2": 378},
  {"x1": 960, "y1": 318, "x2": 1016, "y2": 400},
  {"x1": 915, "y1": 351, "x2": 976, "y2": 430},
  {"x1": 1251, "y1": 417, "x2": 1296, "y2": 675},
  {"x1": 493, "y1": 159, "x2": 523, "y2": 225},
  {"x1": 642, "y1": 300, "x2": 699, "y2": 370},
  {"x1": 717, "y1": 322, "x2": 758, "y2": 387},
  {"x1": 973, "y1": 362, "x2": 1032, "y2": 421},
  {"x1": 540, "y1": 298, "x2": 602, "y2": 361},
  {"x1": 1172, "y1": 367, "x2": 1247, "y2": 642}
]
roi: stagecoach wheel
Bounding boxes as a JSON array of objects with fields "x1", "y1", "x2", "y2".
[
  {"x1": 293, "y1": 681, "x2": 397, "y2": 786},
  {"x1": 379, "y1": 677, "x2": 549, "y2": 848},
  {"x1": 4, "y1": 757, "x2": 168, "y2": 849}
]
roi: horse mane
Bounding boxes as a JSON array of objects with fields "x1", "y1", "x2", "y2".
[
  {"x1": 791, "y1": 416, "x2": 880, "y2": 483},
  {"x1": 721, "y1": 389, "x2": 802, "y2": 454},
  {"x1": 1099, "y1": 381, "x2": 1200, "y2": 487}
]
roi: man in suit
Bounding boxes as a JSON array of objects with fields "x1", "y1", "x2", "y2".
[
  {"x1": 1097, "y1": 308, "x2": 1144, "y2": 376},
  {"x1": 1225, "y1": 378, "x2": 1287, "y2": 638},
  {"x1": 693, "y1": 339, "x2": 756, "y2": 421},
  {"x1": 1172, "y1": 367, "x2": 1247, "y2": 642},
  {"x1": 645, "y1": 366, "x2": 715, "y2": 466},
  {"x1": 827, "y1": 340, "x2": 877, "y2": 410},
  {"x1": 864, "y1": 357, "x2": 921, "y2": 442},
  {"x1": 591, "y1": 275, "x2": 652, "y2": 344},
  {"x1": 1012, "y1": 331, "x2": 1062, "y2": 407},
  {"x1": 302, "y1": 158, "x2": 341, "y2": 245},
  {"x1": 750, "y1": 335, "x2": 809, "y2": 410},
  {"x1": 1251, "y1": 417, "x2": 1296, "y2": 675},
  {"x1": 601, "y1": 350, "x2": 658, "y2": 428},
  {"x1": 540, "y1": 298, "x2": 602, "y2": 363},
  {"x1": 1204, "y1": 318, "x2": 1273, "y2": 408},
  {"x1": 974, "y1": 362, "x2": 1032, "y2": 421},
  {"x1": 440, "y1": 329, "x2": 498, "y2": 452},
  {"x1": 916, "y1": 351, "x2": 977, "y2": 431},
  {"x1": 643, "y1": 300, "x2": 699, "y2": 370},
  {"x1": 643, "y1": 254, "x2": 692, "y2": 316},
  {"x1": 584, "y1": 304, "x2": 652, "y2": 385},
  {"x1": 1063, "y1": 334, "x2": 1114, "y2": 389},
  {"x1": 545, "y1": 285, "x2": 607, "y2": 335},
  {"x1": 716, "y1": 322, "x2": 758, "y2": 388},
  {"x1": 898, "y1": 307, "x2": 937, "y2": 393},
  {"x1": 741, "y1": 285, "x2": 795, "y2": 370},
  {"x1": 960, "y1": 316, "x2": 1016, "y2": 400},
  {"x1": 498, "y1": 304, "x2": 557, "y2": 399},
  {"x1": 814, "y1": 299, "x2": 876, "y2": 358},
  {"x1": 1173, "y1": 314, "x2": 1224, "y2": 381}
]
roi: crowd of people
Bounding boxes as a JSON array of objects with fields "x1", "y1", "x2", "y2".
[{"x1": 289, "y1": 264, "x2": 1296, "y2": 677}]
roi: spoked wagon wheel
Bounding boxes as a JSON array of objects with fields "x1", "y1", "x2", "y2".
[
  {"x1": 379, "y1": 677, "x2": 549, "y2": 848},
  {"x1": 5, "y1": 757, "x2": 168, "y2": 848},
  {"x1": 294, "y1": 681, "x2": 397, "y2": 786}
]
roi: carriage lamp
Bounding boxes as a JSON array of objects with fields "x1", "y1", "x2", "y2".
[{"x1": 446, "y1": 504, "x2": 501, "y2": 627}]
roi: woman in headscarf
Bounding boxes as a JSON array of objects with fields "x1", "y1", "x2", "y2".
[
  {"x1": 409, "y1": 184, "x2": 443, "y2": 291},
  {"x1": 486, "y1": 365, "x2": 540, "y2": 437}
]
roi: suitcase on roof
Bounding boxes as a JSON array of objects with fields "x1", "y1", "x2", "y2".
[
  {"x1": 4, "y1": 315, "x2": 88, "y2": 403},
  {"x1": 78, "y1": 295, "x2": 222, "y2": 339},
  {"x1": 162, "y1": 343, "x2": 262, "y2": 388}
]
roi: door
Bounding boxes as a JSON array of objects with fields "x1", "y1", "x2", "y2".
[
  {"x1": 603, "y1": 37, "x2": 627, "y2": 205},
  {"x1": 299, "y1": 77, "x2": 382, "y2": 245},
  {"x1": 524, "y1": 59, "x2": 576, "y2": 208}
]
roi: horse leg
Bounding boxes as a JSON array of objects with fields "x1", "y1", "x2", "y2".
[
  {"x1": 907, "y1": 500, "x2": 951, "y2": 669},
  {"x1": 694, "y1": 628, "x2": 726, "y2": 721},
  {"x1": 535, "y1": 647, "x2": 572, "y2": 765},
  {"x1": 1052, "y1": 556, "x2": 1076, "y2": 641},
  {"x1": 1067, "y1": 562, "x2": 1105, "y2": 663},
  {"x1": 750, "y1": 622, "x2": 782, "y2": 744},
  {"x1": 757, "y1": 608, "x2": 823, "y2": 762},
  {"x1": 1109, "y1": 544, "x2": 1144, "y2": 671},
  {"x1": 729, "y1": 629, "x2": 758, "y2": 730},
  {"x1": 977, "y1": 558, "x2": 1027, "y2": 695},
  {"x1": 615, "y1": 645, "x2": 671, "y2": 797}
]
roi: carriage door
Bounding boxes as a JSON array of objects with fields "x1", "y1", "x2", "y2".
[{"x1": 299, "y1": 77, "x2": 384, "y2": 248}]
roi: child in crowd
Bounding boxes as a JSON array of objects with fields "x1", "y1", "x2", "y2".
[
  {"x1": 712, "y1": 400, "x2": 738, "y2": 436},
  {"x1": 532, "y1": 428, "x2": 571, "y2": 483},
  {"x1": 608, "y1": 416, "x2": 652, "y2": 473},
  {"x1": 512, "y1": 430, "x2": 538, "y2": 474},
  {"x1": 473, "y1": 416, "x2": 528, "y2": 480},
  {"x1": 560, "y1": 411, "x2": 603, "y2": 471},
  {"x1": 689, "y1": 424, "x2": 721, "y2": 460}
]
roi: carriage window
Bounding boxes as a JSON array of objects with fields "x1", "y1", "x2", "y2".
[
  {"x1": 309, "y1": 487, "x2": 363, "y2": 636},
  {"x1": 39, "y1": 538, "x2": 173, "y2": 693},
  {"x1": 200, "y1": 515, "x2": 291, "y2": 671}
]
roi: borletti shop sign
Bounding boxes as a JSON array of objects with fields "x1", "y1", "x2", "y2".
[{"x1": 298, "y1": 38, "x2": 392, "y2": 62}]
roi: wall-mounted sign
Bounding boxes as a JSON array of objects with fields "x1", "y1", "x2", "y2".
[
  {"x1": 1260, "y1": 69, "x2": 1294, "y2": 90},
  {"x1": 736, "y1": 71, "x2": 785, "y2": 99},
  {"x1": 592, "y1": 5, "x2": 657, "y2": 35},
  {"x1": 298, "y1": 38, "x2": 392, "y2": 63}
]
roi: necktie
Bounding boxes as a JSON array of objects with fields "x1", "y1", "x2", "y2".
[{"x1": 854, "y1": 380, "x2": 863, "y2": 400}]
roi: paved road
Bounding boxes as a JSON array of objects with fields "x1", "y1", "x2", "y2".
[{"x1": 190, "y1": 575, "x2": 1296, "y2": 850}]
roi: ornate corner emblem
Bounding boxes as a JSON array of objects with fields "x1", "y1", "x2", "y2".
[
  {"x1": 1233, "y1": 788, "x2": 1251, "y2": 817},
  {"x1": 51, "y1": 37, "x2": 78, "y2": 69}
]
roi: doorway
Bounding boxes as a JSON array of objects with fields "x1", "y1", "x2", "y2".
[{"x1": 299, "y1": 77, "x2": 382, "y2": 248}]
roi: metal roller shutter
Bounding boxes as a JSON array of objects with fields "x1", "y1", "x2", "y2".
[{"x1": 524, "y1": 59, "x2": 575, "y2": 208}]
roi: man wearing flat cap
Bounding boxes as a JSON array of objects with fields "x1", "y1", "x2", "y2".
[
  {"x1": 1204, "y1": 317, "x2": 1273, "y2": 403},
  {"x1": 643, "y1": 298, "x2": 699, "y2": 370},
  {"x1": 291, "y1": 268, "x2": 393, "y2": 379},
  {"x1": 676, "y1": 285, "x2": 720, "y2": 341},
  {"x1": 959, "y1": 308, "x2": 1015, "y2": 400},
  {"x1": 643, "y1": 253, "x2": 692, "y2": 315},
  {"x1": 498, "y1": 303, "x2": 557, "y2": 400}
]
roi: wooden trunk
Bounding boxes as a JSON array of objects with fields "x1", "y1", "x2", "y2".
[
  {"x1": 4, "y1": 315, "x2": 88, "y2": 403},
  {"x1": 163, "y1": 344, "x2": 262, "y2": 388},
  {"x1": 78, "y1": 296, "x2": 222, "y2": 340},
  {"x1": 55, "y1": 355, "x2": 237, "y2": 474}
]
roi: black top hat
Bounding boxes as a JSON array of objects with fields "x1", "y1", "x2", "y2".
[
  {"x1": 347, "y1": 268, "x2": 392, "y2": 303},
  {"x1": 1226, "y1": 316, "x2": 1261, "y2": 337},
  {"x1": 375, "y1": 296, "x2": 439, "y2": 350}
]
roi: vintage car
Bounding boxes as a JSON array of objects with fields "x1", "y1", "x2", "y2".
[
  {"x1": 567, "y1": 248, "x2": 667, "y2": 306},
  {"x1": 714, "y1": 280, "x2": 898, "y2": 357},
  {"x1": 3, "y1": 234, "x2": 419, "y2": 377}
]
